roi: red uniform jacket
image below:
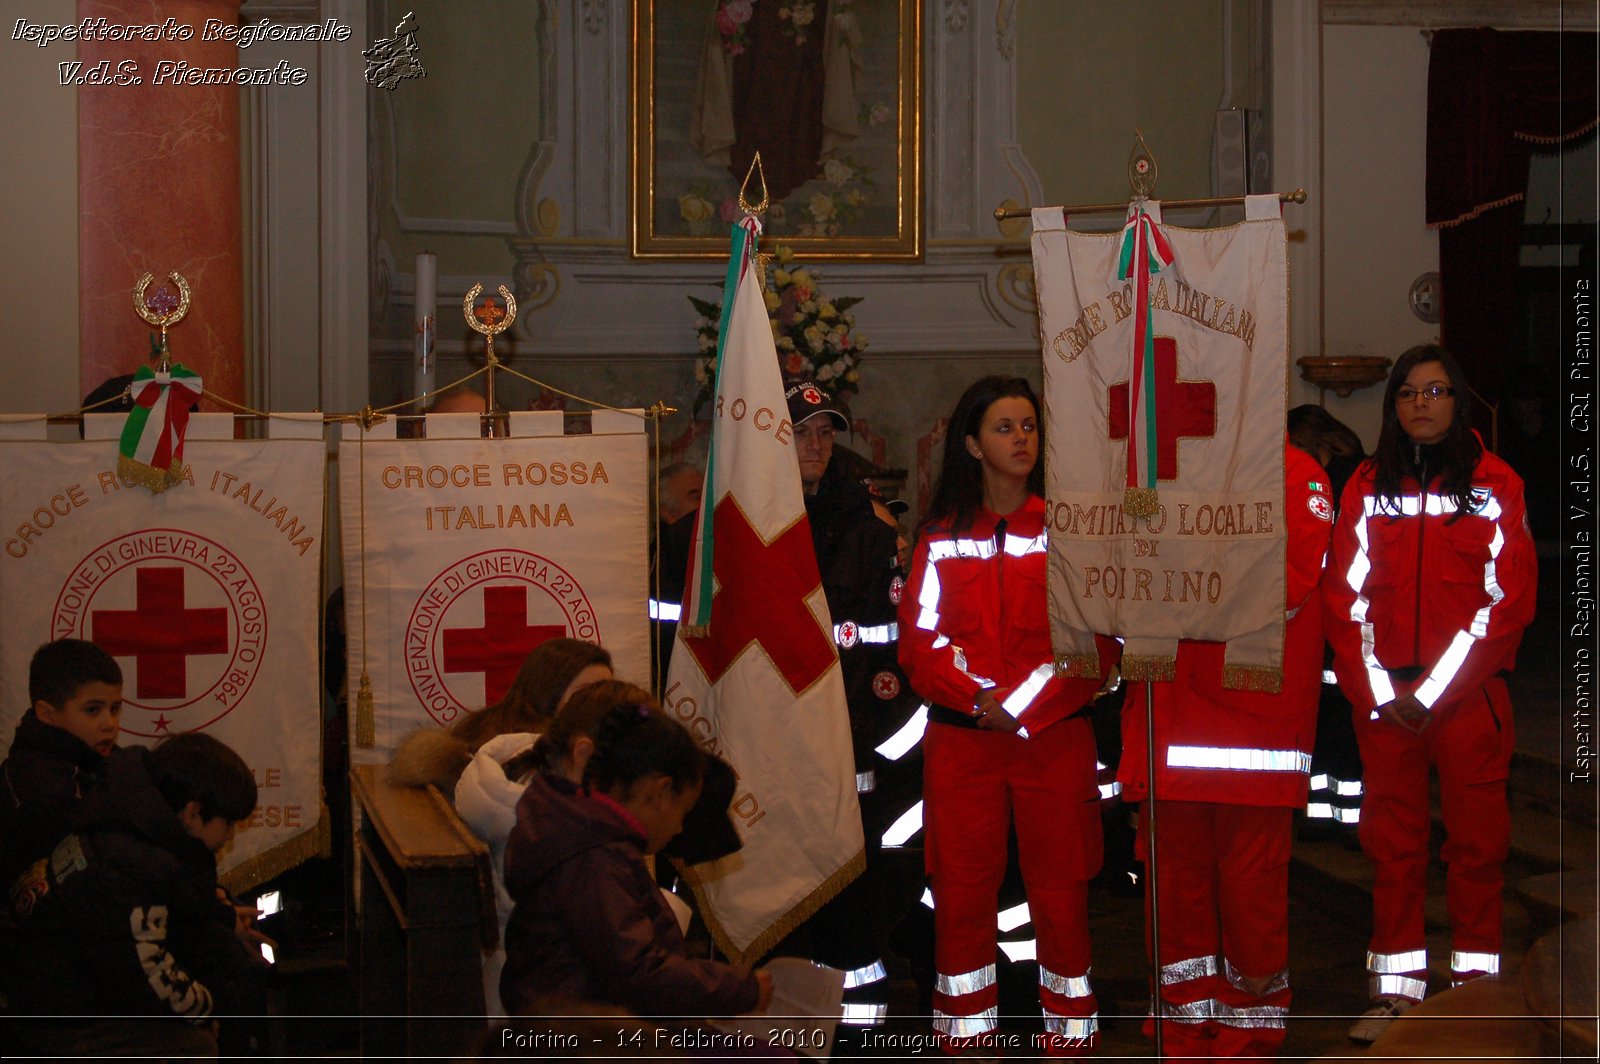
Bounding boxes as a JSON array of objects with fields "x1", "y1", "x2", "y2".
[
  {"x1": 1119, "y1": 445, "x2": 1334, "y2": 807},
  {"x1": 898, "y1": 495, "x2": 1114, "y2": 736},
  {"x1": 1322, "y1": 440, "x2": 1536, "y2": 719}
]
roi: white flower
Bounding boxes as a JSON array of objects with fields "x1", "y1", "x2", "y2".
[
  {"x1": 698, "y1": 333, "x2": 714, "y2": 350},
  {"x1": 808, "y1": 193, "x2": 836, "y2": 223},
  {"x1": 817, "y1": 363, "x2": 836, "y2": 381},
  {"x1": 822, "y1": 158, "x2": 855, "y2": 186}
]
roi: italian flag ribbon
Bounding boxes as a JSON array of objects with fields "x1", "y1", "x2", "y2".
[
  {"x1": 118, "y1": 362, "x2": 202, "y2": 493},
  {"x1": 683, "y1": 213, "x2": 763, "y2": 634},
  {"x1": 1115, "y1": 202, "x2": 1175, "y2": 516}
]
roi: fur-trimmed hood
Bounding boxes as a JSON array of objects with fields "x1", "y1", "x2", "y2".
[{"x1": 387, "y1": 728, "x2": 472, "y2": 792}]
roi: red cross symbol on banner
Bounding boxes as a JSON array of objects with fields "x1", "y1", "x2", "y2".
[
  {"x1": 93, "y1": 566, "x2": 228, "y2": 700},
  {"x1": 682, "y1": 501, "x2": 836, "y2": 694},
  {"x1": 1108, "y1": 336, "x2": 1217, "y2": 482},
  {"x1": 442, "y1": 585, "x2": 567, "y2": 705}
]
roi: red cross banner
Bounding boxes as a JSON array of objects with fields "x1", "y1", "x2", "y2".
[
  {"x1": 666, "y1": 217, "x2": 863, "y2": 964},
  {"x1": 0, "y1": 424, "x2": 326, "y2": 888},
  {"x1": 1032, "y1": 196, "x2": 1290, "y2": 688},
  {"x1": 338, "y1": 416, "x2": 649, "y2": 764}
]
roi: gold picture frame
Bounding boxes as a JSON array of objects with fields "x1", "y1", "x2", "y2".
[{"x1": 631, "y1": 0, "x2": 922, "y2": 260}]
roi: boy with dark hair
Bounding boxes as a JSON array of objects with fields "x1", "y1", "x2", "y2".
[
  {"x1": 7, "y1": 732, "x2": 266, "y2": 1058},
  {"x1": 1, "y1": 638, "x2": 123, "y2": 890}
]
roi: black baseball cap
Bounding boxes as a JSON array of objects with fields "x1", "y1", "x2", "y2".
[{"x1": 784, "y1": 380, "x2": 849, "y2": 431}]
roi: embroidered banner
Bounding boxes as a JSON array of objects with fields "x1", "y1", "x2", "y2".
[
  {"x1": 1033, "y1": 196, "x2": 1289, "y2": 688},
  {"x1": 339, "y1": 420, "x2": 649, "y2": 763},
  {"x1": 0, "y1": 432, "x2": 326, "y2": 888},
  {"x1": 667, "y1": 218, "x2": 863, "y2": 964}
]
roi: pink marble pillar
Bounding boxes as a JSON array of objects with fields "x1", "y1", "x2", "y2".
[{"x1": 78, "y1": 0, "x2": 244, "y2": 407}]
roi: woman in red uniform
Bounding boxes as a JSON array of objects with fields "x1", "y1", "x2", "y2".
[
  {"x1": 1323, "y1": 345, "x2": 1536, "y2": 1043},
  {"x1": 898, "y1": 376, "x2": 1113, "y2": 1056}
]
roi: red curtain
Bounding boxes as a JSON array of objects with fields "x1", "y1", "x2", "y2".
[{"x1": 1426, "y1": 28, "x2": 1597, "y2": 431}]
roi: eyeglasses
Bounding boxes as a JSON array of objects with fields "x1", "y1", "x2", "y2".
[{"x1": 1395, "y1": 385, "x2": 1455, "y2": 404}]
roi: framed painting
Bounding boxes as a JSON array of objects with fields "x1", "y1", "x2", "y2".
[{"x1": 631, "y1": 0, "x2": 922, "y2": 260}]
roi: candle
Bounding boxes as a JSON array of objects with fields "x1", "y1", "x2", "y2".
[{"x1": 414, "y1": 252, "x2": 437, "y2": 404}]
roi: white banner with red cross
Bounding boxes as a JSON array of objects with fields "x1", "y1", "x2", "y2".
[
  {"x1": 1032, "y1": 196, "x2": 1289, "y2": 689},
  {"x1": 0, "y1": 427, "x2": 326, "y2": 888},
  {"x1": 338, "y1": 417, "x2": 649, "y2": 764},
  {"x1": 666, "y1": 217, "x2": 863, "y2": 965}
]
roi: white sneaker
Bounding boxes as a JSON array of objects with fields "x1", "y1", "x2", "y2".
[{"x1": 1348, "y1": 995, "x2": 1415, "y2": 1043}]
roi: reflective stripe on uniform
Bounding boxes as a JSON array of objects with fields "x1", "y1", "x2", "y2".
[
  {"x1": 1224, "y1": 958, "x2": 1289, "y2": 996},
  {"x1": 1040, "y1": 965, "x2": 1092, "y2": 999},
  {"x1": 932, "y1": 1006, "x2": 998, "y2": 1037},
  {"x1": 834, "y1": 621, "x2": 898, "y2": 645},
  {"x1": 1347, "y1": 509, "x2": 1398, "y2": 708},
  {"x1": 1042, "y1": 1012, "x2": 1098, "y2": 1038},
  {"x1": 1159, "y1": 998, "x2": 1213, "y2": 1023},
  {"x1": 841, "y1": 1002, "x2": 887, "y2": 1025},
  {"x1": 875, "y1": 704, "x2": 929, "y2": 760},
  {"x1": 1166, "y1": 745, "x2": 1313, "y2": 773},
  {"x1": 936, "y1": 964, "x2": 996, "y2": 997},
  {"x1": 1450, "y1": 951, "x2": 1500, "y2": 975},
  {"x1": 648, "y1": 599, "x2": 681, "y2": 621},
  {"x1": 1368, "y1": 949, "x2": 1427, "y2": 973},
  {"x1": 1161, "y1": 955, "x2": 1217, "y2": 985},
  {"x1": 855, "y1": 770, "x2": 876, "y2": 794},
  {"x1": 843, "y1": 959, "x2": 888, "y2": 988},
  {"x1": 1371, "y1": 974, "x2": 1428, "y2": 1000},
  {"x1": 999, "y1": 939, "x2": 1037, "y2": 962},
  {"x1": 1215, "y1": 1003, "x2": 1287, "y2": 1029},
  {"x1": 881, "y1": 801, "x2": 923, "y2": 848}
]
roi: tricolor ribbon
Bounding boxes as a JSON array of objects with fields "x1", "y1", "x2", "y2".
[
  {"x1": 682, "y1": 214, "x2": 763, "y2": 635},
  {"x1": 117, "y1": 362, "x2": 202, "y2": 493},
  {"x1": 1115, "y1": 202, "x2": 1175, "y2": 516}
]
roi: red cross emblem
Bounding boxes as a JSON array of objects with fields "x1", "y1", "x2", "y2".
[
  {"x1": 473, "y1": 298, "x2": 506, "y2": 327},
  {"x1": 888, "y1": 575, "x2": 904, "y2": 606},
  {"x1": 441, "y1": 585, "x2": 567, "y2": 705},
  {"x1": 872, "y1": 670, "x2": 901, "y2": 700},
  {"x1": 1308, "y1": 494, "x2": 1333, "y2": 522},
  {"x1": 681, "y1": 500, "x2": 835, "y2": 694},
  {"x1": 93, "y1": 566, "x2": 228, "y2": 700},
  {"x1": 837, "y1": 620, "x2": 859, "y2": 648},
  {"x1": 802, "y1": 386, "x2": 823, "y2": 405},
  {"x1": 1107, "y1": 336, "x2": 1217, "y2": 482}
]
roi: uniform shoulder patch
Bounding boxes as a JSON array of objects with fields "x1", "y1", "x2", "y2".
[{"x1": 1308, "y1": 494, "x2": 1334, "y2": 522}]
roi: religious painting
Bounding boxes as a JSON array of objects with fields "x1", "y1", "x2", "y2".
[{"x1": 631, "y1": 0, "x2": 922, "y2": 260}]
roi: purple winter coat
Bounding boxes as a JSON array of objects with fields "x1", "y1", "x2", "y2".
[{"x1": 499, "y1": 772, "x2": 758, "y2": 1018}]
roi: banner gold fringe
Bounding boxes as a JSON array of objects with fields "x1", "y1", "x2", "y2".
[
  {"x1": 1123, "y1": 486, "x2": 1160, "y2": 518},
  {"x1": 117, "y1": 454, "x2": 184, "y2": 494},
  {"x1": 355, "y1": 673, "x2": 375, "y2": 748},
  {"x1": 1054, "y1": 653, "x2": 1103, "y2": 680},
  {"x1": 1221, "y1": 665, "x2": 1283, "y2": 694},
  {"x1": 678, "y1": 623, "x2": 710, "y2": 639},
  {"x1": 677, "y1": 845, "x2": 867, "y2": 967},
  {"x1": 218, "y1": 809, "x2": 332, "y2": 895},
  {"x1": 1121, "y1": 654, "x2": 1177, "y2": 683}
]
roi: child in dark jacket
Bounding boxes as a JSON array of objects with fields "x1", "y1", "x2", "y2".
[
  {"x1": 0, "y1": 638, "x2": 123, "y2": 894},
  {"x1": 8, "y1": 732, "x2": 264, "y2": 1058},
  {"x1": 500, "y1": 684, "x2": 771, "y2": 1019}
]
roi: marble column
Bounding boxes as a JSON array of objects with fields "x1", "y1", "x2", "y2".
[{"x1": 78, "y1": 0, "x2": 244, "y2": 406}]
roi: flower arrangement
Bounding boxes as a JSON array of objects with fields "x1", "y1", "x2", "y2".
[
  {"x1": 713, "y1": 0, "x2": 755, "y2": 55},
  {"x1": 689, "y1": 245, "x2": 868, "y2": 418}
]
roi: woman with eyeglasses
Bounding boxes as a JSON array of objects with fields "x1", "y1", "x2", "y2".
[{"x1": 1322, "y1": 344, "x2": 1537, "y2": 1044}]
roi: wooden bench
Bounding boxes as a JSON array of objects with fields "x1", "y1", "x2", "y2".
[{"x1": 351, "y1": 763, "x2": 497, "y2": 1059}]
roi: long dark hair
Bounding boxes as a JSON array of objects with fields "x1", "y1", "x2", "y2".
[
  {"x1": 1370, "y1": 344, "x2": 1483, "y2": 520},
  {"x1": 450, "y1": 638, "x2": 612, "y2": 750},
  {"x1": 918, "y1": 376, "x2": 1043, "y2": 538}
]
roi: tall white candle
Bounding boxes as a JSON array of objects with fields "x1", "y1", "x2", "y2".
[{"x1": 413, "y1": 252, "x2": 437, "y2": 404}]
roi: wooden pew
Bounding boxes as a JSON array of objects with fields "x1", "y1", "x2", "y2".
[{"x1": 351, "y1": 763, "x2": 497, "y2": 1058}]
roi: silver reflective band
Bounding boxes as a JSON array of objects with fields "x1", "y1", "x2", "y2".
[
  {"x1": 1346, "y1": 511, "x2": 1398, "y2": 707},
  {"x1": 841, "y1": 1002, "x2": 887, "y2": 1025},
  {"x1": 1224, "y1": 958, "x2": 1289, "y2": 996},
  {"x1": 1371, "y1": 974, "x2": 1428, "y2": 1000},
  {"x1": 1310, "y1": 773, "x2": 1330, "y2": 790},
  {"x1": 875, "y1": 704, "x2": 929, "y2": 760},
  {"x1": 1040, "y1": 965, "x2": 1093, "y2": 999},
  {"x1": 834, "y1": 621, "x2": 898, "y2": 645},
  {"x1": 999, "y1": 939, "x2": 1037, "y2": 962},
  {"x1": 1307, "y1": 802, "x2": 1361, "y2": 823},
  {"x1": 1167, "y1": 745, "x2": 1313, "y2": 773},
  {"x1": 1450, "y1": 951, "x2": 1500, "y2": 974},
  {"x1": 855, "y1": 770, "x2": 877, "y2": 794},
  {"x1": 1215, "y1": 1003, "x2": 1287, "y2": 1029},
  {"x1": 1160, "y1": 955, "x2": 1217, "y2": 985},
  {"x1": 881, "y1": 801, "x2": 923, "y2": 848},
  {"x1": 1368, "y1": 949, "x2": 1427, "y2": 973},
  {"x1": 920, "y1": 887, "x2": 935, "y2": 909},
  {"x1": 1042, "y1": 1012, "x2": 1099, "y2": 1038},
  {"x1": 1002, "y1": 663, "x2": 1054, "y2": 719},
  {"x1": 1099, "y1": 779, "x2": 1123, "y2": 800},
  {"x1": 1160, "y1": 998, "x2": 1214, "y2": 1023},
  {"x1": 997, "y1": 901, "x2": 1031, "y2": 933},
  {"x1": 648, "y1": 599, "x2": 681, "y2": 621},
  {"x1": 936, "y1": 964, "x2": 997, "y2": 997},
  {"x1": 842, "y1": 960, "x2": 888, "y2": 988},
  {"x1": 932, "y1": 1006, "x2": 998, "y2": 1037},
  {"x1": 1337, "y1": 779, "x2": 1364, "y2": 797},
  {"x1": 1322, "y1": 669, "x2": 1339, "y2": 685},
  {"x1": 1363, "y1": 491, "x2": 1501, "y2": 519}
]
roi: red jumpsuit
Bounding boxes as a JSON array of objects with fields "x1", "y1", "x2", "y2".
[
  {"x1": 1322, "y1": 441, "x2": 1536, "y2": 999},
  {"x1": 898, "y1": 496, "x2": 1115, "y2": 1055},
  {"x1": 1119, "y1": 444, "x2": 1333, "y2": 1057}
]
